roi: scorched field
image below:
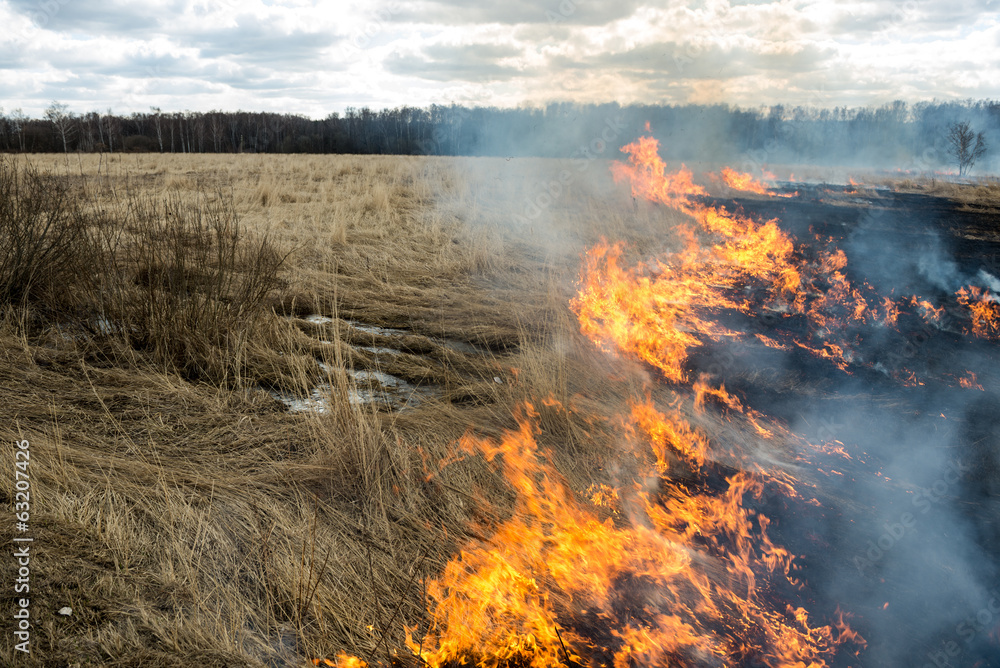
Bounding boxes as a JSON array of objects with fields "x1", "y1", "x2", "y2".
[{"x1": 2, "y1": 140, "x2": 1000, "y2": 668}]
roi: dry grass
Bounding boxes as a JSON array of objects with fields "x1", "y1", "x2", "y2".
[
  {"x1": 0, "y1": 152, "x2": 687, "y2": 667},
  {"x1": 7, "y1": 152, "x2": 997, "y2": 665},
  {"x1": 870, "y1": 174, "x2": 1000, "y2": 211},
  {"x1": 924, "y1": 178, "x2": 1000, "y2": 212}
]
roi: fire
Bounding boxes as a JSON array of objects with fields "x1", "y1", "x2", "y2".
[
  {"x1": 722, "y1": 167, "x2": 772, "y2": 195},
  {"x1": 720, "y1": 167, "x2": 795, "y2": 198},
  {"x1": 572, "y1": 239, "x2": 739, "y2": 384},
  {"x1": 321, "y1": 130, "x2": 975, "y2": 668},
  {"x1": 909, "y1": 287, "x2": 1000, "y2": 341},
  {"x1": 314, "y1": 652, "x2": 367, "y2": 668},
  {"x1": 399, "y1": 402, "x2": 852, "y2": 668},
  {"x1": 586, "y1": 133, "x2": 881, "y2": 376},
  {"x1": 610, "y1": 136, "x2": 706, "y2": 210},
  {"x1": 958, "y1": 371, "x2": 985, "y2": 391},
  {"x1": 595, "y1": 130, "x2": 997, "y2": 381},
  {"x1": 721, "y1": 167, "x2": 773, "y2": 196},
  {"x1": 956, "y1": 286, "x2": 1000, "y2": 339},
  {"x1": 371, "y1": 132, "x2": 866, "y2": 668},
  {"x1": 910, "y1": 297, "x2": 945, "y2": 322}
]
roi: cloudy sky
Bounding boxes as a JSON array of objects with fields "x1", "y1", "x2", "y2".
[{"x1": 1, "y1": 0, "x2": 998, "y2": 118}]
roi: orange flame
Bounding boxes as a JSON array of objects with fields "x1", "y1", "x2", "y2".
[
  {"x1": 402, "y1": 403, "x2": 852, "y2": 668},
  {"x1": 958, "y1": 371, "x2": 985, "y2": 391},
  {"x1": 721, "y1": 167, "x2": 795, "y2": 198},
  {"x1": 721, "y1": 167, "x2": 774, "y2": 196},
  {"x1": 312, "y1": 652, "x2": 367, "y2": 668},
  {"x1": 581, "y1": 132, "x2": 888, "y2": 377},
  {"x1": 335, "y1": 130, "x2": 888, "y2": 668},
  {"x1": 572, "y1": 239, "x2": 739, "y2": 384},
  {"x1": 956, "y1": 286, "x2": 1000, "y2": 339}
]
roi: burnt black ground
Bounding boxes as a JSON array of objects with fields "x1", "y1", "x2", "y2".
[{"x1": 685, "y1": 186, "x2": 1000, "y2": 667}]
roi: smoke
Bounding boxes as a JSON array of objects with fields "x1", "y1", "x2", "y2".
[
  {"x1": 421, "y1": 106, "x2": 1000, "y2": 665},
  {"x1": 916, "y1": 242, "x2": 964, "y2": 293},
  {"x1": 728, "y1": 189, "x2": 1000, "y2": 665},
  {"x1": 596, "y1": 135, "x2": 1000, "y2": 664},
  {"x1": 977, "y1": 269, "x2": 1000, "y2": 295}
]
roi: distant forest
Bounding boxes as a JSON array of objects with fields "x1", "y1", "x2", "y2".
[{"x1": 2, "y1": 99, "x2": 998, "y2": 172}]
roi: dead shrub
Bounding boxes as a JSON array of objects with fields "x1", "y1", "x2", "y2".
[
  {"x1": 0, "y1": 157, "x2": 90, "y2": 312},
  {"x1": 84, "y1": 189, "x2": 289, "y2": 384}
]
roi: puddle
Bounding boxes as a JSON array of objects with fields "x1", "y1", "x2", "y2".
[
  {"x1": 273, "y1": 315, "x2": 499, "y2": 414},
  {"x1": 301, "y1": 314, "x2": 489, "y2": 355},
  {"x1": 348, "y1": 369, "x2": 438, "y2": 408},
  {"x1": 346, "y1": 320, "x2": 409, "y2": 337},
  {"x1": 359, "y1": 345, "x2": 399, "y2": 355},
  {"x1": 305, "y1": 315, "x2": 408, "y2": 338},
  {"x1": 269, "y1": 363, "x2": 439, "y2": 413},
  {"x1": 93, "y1": 316, "x2": 117, "y2": 334},
  {"x1": 431, "y1": 337, "x2": 482, "y2": 354},
  {"x1": 269, "y1": 388, "x2": 331, "y2": 413}
]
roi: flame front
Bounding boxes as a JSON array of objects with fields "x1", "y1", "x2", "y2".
[
  {"x1": 589, "y1": 132, "x2": 994, "y2": 380},
  {"x1": 320, "y1": 131, "x2": 1000, "y2": 668},
  {"x1": 404, "y1": 402, "x2": 852, "y2": 668},
  {"x1": 369, "y1": 135, "x2": 871, "y2": 668},
  {"x1": 720, "y1": 168, "x2": 790, "y2": 198}
]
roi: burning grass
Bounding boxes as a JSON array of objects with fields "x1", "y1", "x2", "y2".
[
  {"x1": 0, "y1": 152, "x2": 657, "y2": 666},
  {"x1": 3, "y1": 149, "x2": 999, "y2": 667}
]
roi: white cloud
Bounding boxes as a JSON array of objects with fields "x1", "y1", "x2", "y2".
[{"x1": 0, "y1": 0, "x2": 996, "y2": 117}]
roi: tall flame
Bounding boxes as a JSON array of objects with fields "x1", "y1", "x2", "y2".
[
  {"x1": 592, "y1": 132, "x2": 989, "y2": 382},
  {"x1": 401, "y1": 400, "x2": 856, "y2": 668},
  {"x1": 337, "y1": 133, "x2": 869, "y2": 668},
  {"x1": 318, "y1": 131, "x2": 1000, "y2": 668}
]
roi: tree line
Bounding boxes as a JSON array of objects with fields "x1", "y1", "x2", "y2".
[{"x1": 2, "y1": 100, "x2": 997, "y2": 172}]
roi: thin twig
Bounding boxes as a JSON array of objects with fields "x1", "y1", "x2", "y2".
[
  {"x1": 554, "y1": 623, "x2": 573, "y2": 668},
  {"x1": 374, "y1": 549, "x2": 429, "y2": 665}
]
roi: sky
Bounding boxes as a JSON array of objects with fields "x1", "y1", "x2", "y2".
[{"x1": 0, "y1": 0, "x2": 998, "y2": 119}]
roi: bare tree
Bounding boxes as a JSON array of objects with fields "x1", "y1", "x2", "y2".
[
  {"x1": 9, "y1": 109, "x2": 26, "y2": 152},
  {"x1": 947, "y1": 121, "x2": 988, "y2": 176},
  {"x1": 151, "y1": 107, "x2": 164, "y2": 152},
  {"x1": 44, "y1": 101, "x2": 75, "y2": 153},
  {"x1": 103, "y1": 109, "x2": 118, "y2": 153},
  {"x1": 209, "y1": 112, "x2": 223, "y2": 152}
]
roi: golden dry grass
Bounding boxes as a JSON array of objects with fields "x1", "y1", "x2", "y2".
[
  {"x1": 13, "y1": 152, "x2": 997, "y2": 666},
  {"x1": 867, "y1": 174, "x2": 1000, "y2": 211},
  {"x1": 0, "y1": 152, "x2": 692, "y2": 667}
]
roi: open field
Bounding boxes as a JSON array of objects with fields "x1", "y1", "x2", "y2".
[
  {"x1": 2, "y1": 151, "x2": 1000, "y2": 667},
  {"x1": 0, "y1": 151, "x2": 692, "y2": 666}
]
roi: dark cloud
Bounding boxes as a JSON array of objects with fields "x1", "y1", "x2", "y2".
[
  {"x1": 208, "y1": 69, "x2": 316, "y2": 92},
  {"x1": 914, "y1": 0, "x2": 1000, "y2": 26},
  {"x1": 6, "y1": 0, "x2": 179, "y2": 35},
  {"x1": 183, "y1": 14, "x2": 340, "y2": 67},
  {"x1": 822, "y1": 0, "x2": 999, "y2": 36},
  {"x1": 7, "y1": 1, "x2": 339, "y2": 69},
  {"x1": 0, "y1": 49, "x2": 30, "y2": 70},
  {"x1": 46, "y1": 51, "x2": 199, "y2": 80},
  {"x1": 385, "y1": 42, "x2": 526, "y2": 82},
  {"x1": 829, "y1": 9, "x2": 900, "y2": 36}
]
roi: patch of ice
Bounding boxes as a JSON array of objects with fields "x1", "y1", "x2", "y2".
[{"x1": 269, "y1": 366, "x2": 438, "y2": 413}]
